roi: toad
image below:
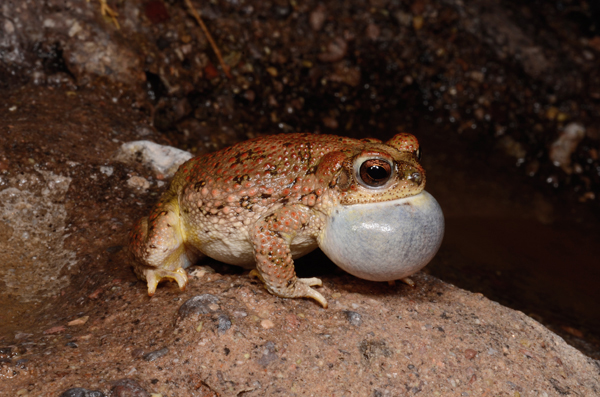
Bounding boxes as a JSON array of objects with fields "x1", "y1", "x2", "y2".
[{"x1": 129, "y1": 132, "x2": 427, "y2": 307}]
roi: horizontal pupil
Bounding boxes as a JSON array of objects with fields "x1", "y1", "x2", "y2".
[{"x1": 368, "y1": 165, "x2": 388, "y2": 180}]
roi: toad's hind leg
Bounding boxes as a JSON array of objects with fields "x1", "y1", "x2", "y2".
[
  {"x1": 250, "y1": 205, "x2": 327, "y2": 308},
  {"x1": 129, "y1": 199, "x2": 196, "y2": 296}
]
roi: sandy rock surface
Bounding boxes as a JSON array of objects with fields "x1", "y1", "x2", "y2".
[
  {"x1": 1, "y1": 87, "x2": 599, "y2": 397},
  {"x1": 3, "y1": 270, "x2": 600, "y2": 396}
]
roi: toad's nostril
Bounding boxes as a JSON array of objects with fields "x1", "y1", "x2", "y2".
[{"x1": 407, "y1": 171, "x2": 422, "y2": 185}]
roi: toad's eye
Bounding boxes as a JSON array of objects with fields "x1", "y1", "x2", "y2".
[
  {"x1": 414, "y1": 147, "x2": 422, "y2": 161},
  {"x1": 358, "y1": 159, "x2": 393, "y2": 187}
]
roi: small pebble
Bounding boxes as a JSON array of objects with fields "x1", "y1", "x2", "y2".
[
  {"x1": 111, "y1": 379, "x2": 150, "y2": 397},
  {"x1": 217, "y1": 314, "x2": 232, "y2": 334},
  {"x1": 366, "y1": 23, "x2": 380, "y2": 40},
  {"x1": 266, "y1": 67, "x2": 278, "y2": 77},
  {"x1": 322, "y1": 116, "x2": 339, "y2": 129},
  {"x1": 178, "y1": 294, "x2": 220, "y2": 318},
  {"x1": 395, "y1": 11, "x2": 412, "y2": 26},
  {"x1": 143, "y1": 347, "x2": 169, "y2": 362},
  {"x1": 309, "y1": 5, "x2": 326, "y2": 31},
  {"x1": 127, "y1": 176, "x2": 150, "y2": 191},
  {"x1": 257, "y1": 341, "x2": 278, "y2": 366},
  {"x1": 261, "y1": 319, "x2": 275, "y2": 329},
  {"x1": 413, "y1": 15, "x2": 424, "y2": 30},
  {"x1": 59, "y1": 388, "x2": 106, "y2": 397},
  {"x1": 318, "y1": 37, "x2": 348, "y2": 63},
  {"x1": 44, "y1": 326, "x2": 66, "y2": 335},
  {"x1": 549, "y1": 122, "x2": 586, "y2": 173},
  {"x1": 68, "y1": 316, "x2": 89, "y2": 326},
  {"x1": 464, "y1": 349, "x2": 477, "y2": 359},
  {"x1": 131, "y1": 348, "x2": 145, "y2": 359},
  {"x1": 99, "y1": 166, "x2": 113, "y2": 176},
  {"x1": 344, "y1": 311, "x2": 363, "y2": 326}
]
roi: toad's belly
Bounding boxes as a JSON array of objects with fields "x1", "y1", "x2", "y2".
[{"x1": 185, "y1": 227, "x2": 319, "y2": 269}]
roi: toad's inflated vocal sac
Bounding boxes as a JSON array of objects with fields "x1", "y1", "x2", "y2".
[{"x1": 129, "y1": 133, "x2": 444, "y2": 307}]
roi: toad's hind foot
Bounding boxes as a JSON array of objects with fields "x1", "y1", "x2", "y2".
[
  {"x1": 144, "y1": 267, "x2": 188, "y2": 296},
  {"x1": 298, "y1": 277, "x2": 323, "y2": 287},
  {"x1": 295, "y1": 279, "x2": 328, "y2": 308},
  {"x1": 249, "y1": 270, "x2": 328, "y2": 308},
  {"x1": 400, "y1": 277, "x2": 415, "y2": 287}
]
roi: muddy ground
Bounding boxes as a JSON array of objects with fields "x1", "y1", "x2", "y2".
[{"x1": 1, "y1": 0, "x2": 600, "y2": 395}]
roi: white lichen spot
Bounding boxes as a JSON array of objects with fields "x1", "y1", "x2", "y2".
[
  {"x1": 116, "y1": 141, "x2": 193, "y2": 178},
  {"x1": 100, "y1": 166, "x2": 114, "y2": 176}
]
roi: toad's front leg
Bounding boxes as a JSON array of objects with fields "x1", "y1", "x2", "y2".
[
  {"x1": 129, "y1": 197, "x2": 199, "y2": 295},
  {"x1": 250, "y1": 205, "x2": 327, "y2": 308}
]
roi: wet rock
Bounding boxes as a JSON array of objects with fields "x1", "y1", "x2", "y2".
[
  {"x1": 142, "y1": 347, "x2": 169, "y2": 362},
  {"x1": 549, "y1": 122, "x2": 586, "y2": 174},
  {"x1": 59, "y1": 388, "x2": 106, "y2": 397},
  {"x1": 111, "y1": 379, "x2": 150, "y2": 397},
  {"x1": 116, "y1": 141, "x2": 193, "y2": 179},
  {"x1": 178, "y1": 294, "x2": 220, "y2": 318},
  {"x1": 344, "y1": 310, "x2": 362, "y2": 326}
]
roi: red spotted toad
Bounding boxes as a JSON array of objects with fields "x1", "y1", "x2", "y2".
[{"x1": 129, "y1": 133, "x2": 426, "y2": 307}]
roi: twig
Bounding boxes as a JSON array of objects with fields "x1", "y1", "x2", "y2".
[
  {"x1": 184, "y1": 0, "x2": 232, "y2": 79},
  {"x1": 89, "y1": 0, "x2": 120, "y2": 29}
]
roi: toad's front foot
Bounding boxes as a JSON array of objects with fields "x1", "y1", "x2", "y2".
[
  {"x1": 141, "y1": 267, "x2": 188, "y2": 296},
  {"x1": 249, "y1": 270, "x2": 328, "y2": 308}
]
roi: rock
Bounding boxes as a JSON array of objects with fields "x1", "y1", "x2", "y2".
[
  {"x1": 217, "y1": 314, "x2": 232, "y2": 334},
  {"x1": 126, "y1": 176, "x2": 151, "y2": 191},
  {"x1": 68, "y1": 316, "x2": 89, "y2": 326},
  {"x1": 178, "y1": 294, "x2": 220, "y2": 318},
  {"x1": 116, "y1": 141, "x2": 193, "y2": 179},
  {"x1": 59, "y1": 388, "x2": 106, "y2": 397},
  {"x1": 257, "y1": 341, "x2": 278, "y2": 367},
  {"x1": 110, "y1": 379, "x2": 150, "y2": 397},
  {"x1": 43, "y1": 326, "x2": 66, "y2": 335},
  {"x1": 318, "y1": 37, "x2": 348, "y2": 63},
  {"x1": 309, "y1": 5, "x2": 326, "y2": 31},
  {"x1": 549, "y1": 122, "x2": 586, "y2": 174},
  {"x1": 142, "y1": 347, "x2": 169, "y2": 362},
  {"x1": 344, "y1": 310, "x2": 362, "y2": 326}
]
